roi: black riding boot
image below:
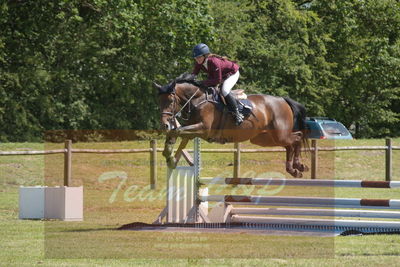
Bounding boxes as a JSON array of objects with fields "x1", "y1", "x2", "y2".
[{"x1": 225, "y1": 92, "x2": 244, "y2": 125}]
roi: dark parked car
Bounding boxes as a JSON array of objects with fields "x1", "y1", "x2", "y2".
[{"x1": 306, "y1": 117, "x2": 353, "y2": 140}]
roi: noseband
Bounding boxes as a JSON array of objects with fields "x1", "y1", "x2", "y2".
[{"x1": 161, "y1": 94, "x2": 178, "y2": 128}]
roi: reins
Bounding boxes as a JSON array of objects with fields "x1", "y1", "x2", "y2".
[
  {"x1": 162, "y1": 81, "x2": 215, "y2": 127},
  {"x1": 174, "y1": 88, "x2": 200, "y2": 120}
]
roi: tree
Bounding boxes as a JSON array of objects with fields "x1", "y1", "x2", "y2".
[
  {"x1": 1, "y1": 0, "x2": 399, "y2": 141},
  {"x1": 0, "y1": 0, "x2": 214, "y2": 141},
  {"x1": 230, "y1": 0, "x2": 335, "y2": 115},
  {"x1": 311, "y1": 0, "x2": 400, "y2": 137}
]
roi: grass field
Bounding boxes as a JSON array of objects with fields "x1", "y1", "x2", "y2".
[{"x1": 1, "y1": 138, "x2": 400, "y2": 266}]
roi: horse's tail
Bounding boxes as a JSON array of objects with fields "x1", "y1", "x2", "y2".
[{"x1": 283, "y1": 97, "x2": 309, "y2": 151}]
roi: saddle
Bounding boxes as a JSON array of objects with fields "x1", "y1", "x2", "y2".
[
  {"x1": 231, "y1": 89, "x2": 248, "y2": 100},
  {"x1": 205, "y1": 87, "x2": 252, "y2": 116}
]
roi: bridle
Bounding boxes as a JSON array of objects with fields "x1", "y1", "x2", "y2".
[{"x1": 161, "y1": 86, "x2": 200, "y2": 128}]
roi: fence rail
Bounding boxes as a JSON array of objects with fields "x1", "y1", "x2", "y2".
[{"x1": 1, "y1": 138, "x2": 398, "y2": 188}]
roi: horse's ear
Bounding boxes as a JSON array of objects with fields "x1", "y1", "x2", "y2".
[{"x1": 153, "y1": 82, "x2": 162, "y2": 90}]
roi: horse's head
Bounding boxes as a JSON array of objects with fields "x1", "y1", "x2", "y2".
[
  {"x1": 154, "y1": 80, "x2": 178, "y2": 131},
  {"x1": 154, "y1": 73, "x2": 202, "y2": 131}
]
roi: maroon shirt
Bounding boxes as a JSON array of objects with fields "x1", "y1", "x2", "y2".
[{"x1": 192, "y1": 56, "x2": 239, "y2": 87}]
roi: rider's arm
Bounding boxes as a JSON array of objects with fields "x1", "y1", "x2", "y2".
[
  {"x1": 192, "y1": 63, "x2": 201, "y2": 76},
  {"x1": 201, "y1": 58, "x2": 222, "y2": 87}
]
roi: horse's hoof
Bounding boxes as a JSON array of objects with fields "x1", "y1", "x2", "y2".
[
  {"x1": 167, "y1": 158, "x2": 176, "y2": 169},
  {"x1": 290, "y1": 170, "x2": 303, "y2": 178},
  {"x1": 293, "y1": 163, "x2": 309, "y2": 173}
]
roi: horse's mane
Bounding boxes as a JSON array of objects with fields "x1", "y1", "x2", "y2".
[
  {"x1": 175, "y1": 73, "x2": 198, "y2": 84},
  {"x1": 158, "y1": 73, "x2": 203, "y2": 94}
]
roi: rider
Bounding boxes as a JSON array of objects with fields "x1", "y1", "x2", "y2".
[{"x1": 191, "y1": 43, "x2": 244, "y2": 125}]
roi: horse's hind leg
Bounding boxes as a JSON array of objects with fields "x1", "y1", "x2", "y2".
[
  {"x1": 250, "y1": 131, "x2": 303, "y2": 177},
  {"x1": 292, "y1": 140, "x2": 309, "y2": 172},
  {"x1": 290, "y1": 131, "x2": 309, "y2": 173},
  {"x1": 285, "y1": 144, "x2": 302, "y2": 178}
]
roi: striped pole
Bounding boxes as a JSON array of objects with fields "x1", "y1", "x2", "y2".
[
  {"x1": 201, "y1": 195, "x2": 400, "y2": 209},
  {"x1": 200, "y1": 177, "x2": 400, "y2": 188}
]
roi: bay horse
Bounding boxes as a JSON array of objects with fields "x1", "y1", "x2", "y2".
[{"x1": 154, "y1": 74, "x2": 309, "y2": 178}]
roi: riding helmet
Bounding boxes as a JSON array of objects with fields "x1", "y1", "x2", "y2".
[{"x1": 192, "y1": 43, "x2": 210, "y2": 58}]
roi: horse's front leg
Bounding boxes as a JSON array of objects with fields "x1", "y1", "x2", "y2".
[
  {"x1": 163, "y1": 122, "x2": 206, "y2": 169},
  {"x1": 163, "y1": 135, "x2": 177, "y2": 169},
  {"x1": 176, "y1": 122, "x2": 206, "y2": 136},
  {"x1": 164, "y1": 122, "x2": 206, "y2": 139}
]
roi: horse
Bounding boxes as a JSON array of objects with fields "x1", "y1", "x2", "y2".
[{"x1": 154, "y1": 73, "x2": 309, "y2": 178}]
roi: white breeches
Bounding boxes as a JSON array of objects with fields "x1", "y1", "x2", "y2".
[{"x1": 221, "y1": 70, "x2": 240, "y2": 96}]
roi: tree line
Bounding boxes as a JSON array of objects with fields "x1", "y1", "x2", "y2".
[{"x1": 1, "y1": 0, "x2": 399, "y2": 142}]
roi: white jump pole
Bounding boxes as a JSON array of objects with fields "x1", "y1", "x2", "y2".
[
  {"x1": 200, "y1": 177, "x2": 400, "y2": 188},
  {"x1": 201, "y1": 195, "x2": 400, "y2": 209},
  {"x1": 231, "y1": 207, "x2": 400, "y2": 219}
]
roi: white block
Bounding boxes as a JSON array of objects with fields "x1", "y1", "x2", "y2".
[
  {"x1": 45, "y1": 187, "x2": 64, "y2": 219},
  {"x1": 45, "y1": 186, "x2": 83, "y2": 221},
  {"x1": 199, "y1": 187, "x2": 208, "y2": 218},
  {"x1": 19, "y1": 186, "x2": 83, "y2": 221},
  {"x1": 63, "y1": 187, "x2": 84, "y2": 221},
  {"x1": 19, "y1": 186, "x2": 45, "y2": 219},
  {"x1": 208, "y1": 202, "x2": 233, "y2": 223}
]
